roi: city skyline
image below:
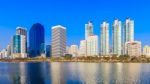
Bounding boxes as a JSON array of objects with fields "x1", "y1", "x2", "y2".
[{"x1": 0, "y1": 0, "x2": 150, "y2": 50}]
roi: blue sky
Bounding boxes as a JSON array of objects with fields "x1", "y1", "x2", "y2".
[{"x1": 0, "y1": 0, "x2": 150, "y2": 50}]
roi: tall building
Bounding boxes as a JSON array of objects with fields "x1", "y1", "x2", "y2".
[
  {"x1": 29, "y1": 23, "x2": 45, "y2": 57},
  {"x1": 125, "y1": 41, "x2": 141, "y2": 57},
  {"x1": 79, "y1": 40, "x2": 87, "y2": 56},
  {"x1": 86, "y1": 35, "x2": 98, "y2": 56},
  {"x1": 143, "y1": 45, "x2": 150, "y2": 57},
  {"x1": 69, "y1": 45, "x2": 78, "y2": 57},
  {"x1": 100, "y1": 21, "x2": 109, "y2": 56},
  {"x1": 123, "y1": 18, "x2": 134, "y2": 54},
  {"x1": 85, "y1": 21, "x2": 93, "y2": 40},
  {"x1": 52, "y1": 25, "x2": 66, "y2": 57},
  {"x1": 12, "y1": 35, "x2": 27, "y2": 58},
  {"x1": 112, "y1": 19, "x2": 122, "y2": 56}
]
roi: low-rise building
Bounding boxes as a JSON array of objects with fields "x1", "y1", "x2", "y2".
[
  {"x1": 143, "y1": 45, "x2": 150, "y2": 57},
  {"x1": 69, "y1": 45, "x2": 79, "y2": 57},
  {"x1": 125, "y1": 41, "x2": 141, "y2": 57}
]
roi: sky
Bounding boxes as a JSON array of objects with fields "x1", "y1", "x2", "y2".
[{"x1": 0, "y1": 0, "x2": 150, "y2": 50}]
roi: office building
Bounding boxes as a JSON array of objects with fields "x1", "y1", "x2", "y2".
[
  {"x1": 51, "y1": 25, "x2": 66, "y2": 57},
  {"x1": 29, "y1": 23, "x2": 45, "y2": 57},
  {"x1": 16, "y1": 27, "x2": 27, "y2": 53},
  {"x1": 12, "y1": 35, "x2": 27, "y2": 58}
]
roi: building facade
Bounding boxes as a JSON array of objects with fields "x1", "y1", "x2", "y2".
[
  {"x1": 86, "y1": 35, "x2": 98, "y2": 56},
  {"x1": 100, "y1": 21, "x2": 109, "y2": 56},
  {"x1": 29, "y1": 23, "x2": 45, "y2": 57},
  {"x1": 112, "y1": 19, "x2": 122, "y2": 56},
  {"x1": 51, "y1": 25, "x2": 66, "y2": 57},
  {"x1": 125, "y1": 41, "x2": 141, "y2": 57}
]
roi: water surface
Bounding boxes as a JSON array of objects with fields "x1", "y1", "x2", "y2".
[{"x1": 0, "y1": 62, "x2": 150, "y2": 84}]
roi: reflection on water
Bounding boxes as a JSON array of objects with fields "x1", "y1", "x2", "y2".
[{"x1": 0, "y1": 62, "x2": 150, "y2": 84}]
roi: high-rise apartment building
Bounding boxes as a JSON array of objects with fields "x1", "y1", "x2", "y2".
[
  {"x1": 112, "y1": 19, "x2": 122, "y2": 56},
  {"x1": 86, "y1": 35, "x2": 98, "y2": 56},
  {"x1": 123, "y1": 18, "x2": 134, "y2": 55},
  {"x1": 100, "y1": 21, "x2": 109, "y2": 56},
  {"x1": 52, "y1": 25, "x2": 66, "y2": 57}
]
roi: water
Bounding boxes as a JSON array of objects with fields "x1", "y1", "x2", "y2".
[{"x1": 0, "y1": 62, "x2": 150, "y2": 84}]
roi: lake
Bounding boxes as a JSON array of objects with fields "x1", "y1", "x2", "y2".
[{"x1": 0, "y1": 62, "x2": 150, "y2": 84}]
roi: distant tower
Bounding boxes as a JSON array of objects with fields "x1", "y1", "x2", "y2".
[
  {"x1": 29, "y1": 23, "x2": 45, "y2": 57},
  {"x1": 100, "y1": 21, "x2": 109, "y2": 56},
  {"x1": 85, "y1": 21, "x2": 93, "y2": 40},
  {"x1": 51, "y1": 25, "x2": 66, "y2": 57},
  {"x1": 112, "y1": 19, "x2": 122, "y2": 56}
]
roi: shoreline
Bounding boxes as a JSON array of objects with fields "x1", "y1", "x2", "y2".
[{"x1": 0, "y1": 56, "x2": 150, "y2": 63}]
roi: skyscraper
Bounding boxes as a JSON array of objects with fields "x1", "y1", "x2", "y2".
[
  {"x1": 85, "y1": 21, "x2": 93, "y2": 40},
  {"x1": 123, "y1": 18, "x2": 134, "y2": 55},
  {"x1": 29, "y1": 23, "x2": 45, "y2": 57},
  {"x1": 52, "y1": 25, "x2": 66, "y2": 57},
  {"x1": 100, "y1": 21, "x2": 109, "y2": 56},
  {"x1": 87, "y1": 35, "x2": 99, "y2": 56},
  {"x1": 112, "y1": 19, "x2": 122, "y2": 56}
]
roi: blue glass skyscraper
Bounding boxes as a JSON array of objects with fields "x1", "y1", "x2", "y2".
[{"x1": 29, "y1": 23, "x2": 45, "y2": 57}]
